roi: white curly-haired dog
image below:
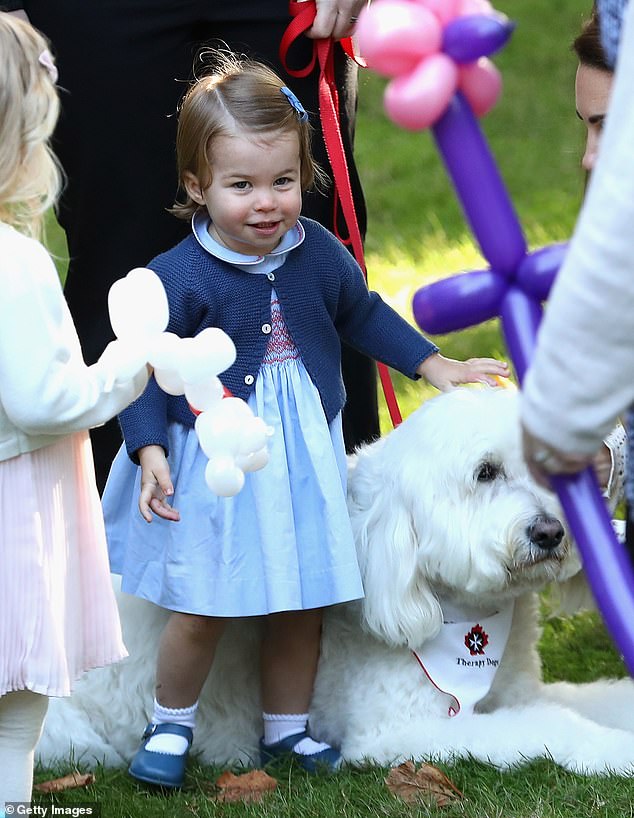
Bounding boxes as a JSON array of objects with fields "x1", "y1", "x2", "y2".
[{"x1": 37, "y1": 387, "x2": 634, "y2": 775}]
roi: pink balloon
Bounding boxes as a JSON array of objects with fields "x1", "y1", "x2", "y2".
[
  {"x1": 458, "y1": 58, "x2": 502, "y2": 117},
  {"x1": 356, "y1": 1, "x2": 442, "y2": 78},
  {"x1": 413, "y1": 0, "x2": 462, "y2": 26},
  {"x1": 459, "y1": 0, "x2": 494, "y2": 14},
  {"x1": 385, "y1": 53, "x2": 458, "y2": 130}
]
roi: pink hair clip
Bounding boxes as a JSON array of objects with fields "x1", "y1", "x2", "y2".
[{"x1": 38, "y1": 49, "x2": 58, "y2": 84}]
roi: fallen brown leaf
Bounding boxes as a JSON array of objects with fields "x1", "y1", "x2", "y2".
[
  {"x1": 213, "y1": 769, "x2": 277, "y2": 803},
  {"x1": 34, "y1": 771, "x2": 95, "y2": 793},
  {"x1": 385, "y1": 760, "x2": 463, "y2": 808}
]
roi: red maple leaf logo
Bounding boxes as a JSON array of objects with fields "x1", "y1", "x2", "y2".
[{"x1": 464, "y1": 624, "x2": 489, "y2": 656}]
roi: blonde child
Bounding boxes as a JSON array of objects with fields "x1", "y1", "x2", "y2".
[
  {"x1": 103, "y1": 51, "x2": 509, "y2": 787},
  {"x1": 0, "y1": 13, "x2": 150, "y2": 810}
]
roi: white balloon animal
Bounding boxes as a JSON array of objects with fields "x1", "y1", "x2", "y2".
[{"x1": 107, "y1": 268, "x2": 271, "y2": 496}]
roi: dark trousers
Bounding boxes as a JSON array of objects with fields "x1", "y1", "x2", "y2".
[{"x1": 25, "y1": 0, "x2": 380, "y2": 490}]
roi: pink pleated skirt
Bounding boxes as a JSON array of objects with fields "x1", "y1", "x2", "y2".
[{"x1": 0, "y1": 431, "x2": 126, "y2": 697}]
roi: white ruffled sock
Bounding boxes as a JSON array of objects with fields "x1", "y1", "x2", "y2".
[
  {"x1": 262, "y1": 712, "x2": 331, "y2": 755},
  {"x1": 144, "y1": 699, "x2": 197, "y2": 755}
]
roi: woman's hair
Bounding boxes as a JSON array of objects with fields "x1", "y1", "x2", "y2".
[
  {"x1": 171, "y1": 49, "x2": 325, "y2": 221},
  {"x1": 0, "y1": 13, "x2": 61, "y2": 237},
  {"x1": 572, "y1": 6, "x2": 612, "y2": 71}
]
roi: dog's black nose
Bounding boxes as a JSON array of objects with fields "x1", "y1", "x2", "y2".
[{"x1": 528, "y1": 516, "x2": 565, "y2": 550}]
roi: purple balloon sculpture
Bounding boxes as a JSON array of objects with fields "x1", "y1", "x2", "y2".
[
  {"x1": 423, "y1": 64, "x2": 634, "y2": 679},
  {"x1": 359, "y1": 4, "x2": 634, "y2": 674}
]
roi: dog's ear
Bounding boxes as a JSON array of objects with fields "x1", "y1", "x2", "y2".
[{"x1": 348, "y1": 445, "x2": 443, "y2": 649}]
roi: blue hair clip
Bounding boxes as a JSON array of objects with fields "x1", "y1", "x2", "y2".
[{"x1": 280, "y1": 86, "x2": 309, "y2": 123}]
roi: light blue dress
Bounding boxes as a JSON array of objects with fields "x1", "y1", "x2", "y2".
[{"x1": 103, "y1": 217, "x2": 364, "y2": 617}]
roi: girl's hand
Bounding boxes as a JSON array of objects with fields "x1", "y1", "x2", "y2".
[
  {"x1": 417, "y1": 353, "x2": 510, "y2": 391},
  {"x1": 137, "y1": 445, "x2": 180, "y2": 523}
]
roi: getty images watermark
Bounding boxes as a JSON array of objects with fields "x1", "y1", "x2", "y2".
[{"x1": 4, "y1": 805, "x2": 100, "y2": 817}]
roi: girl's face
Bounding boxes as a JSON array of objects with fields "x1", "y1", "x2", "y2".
[
  {"x1": 184, "y1": 128, "x2": 303, "y2": 256},
  {"x1": 575, "y1": 63, "x2": 614, "y2": 173}
]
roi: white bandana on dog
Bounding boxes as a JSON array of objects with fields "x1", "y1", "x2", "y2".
[{"x1": 412, "y1": 599, "x2": 515, "y2": 717}]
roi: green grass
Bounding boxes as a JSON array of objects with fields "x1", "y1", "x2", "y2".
[
  {"x1": 35, "y1": 1, "x2": 632, "y2": 814},
  {"x1": 32, "y1": 755, "x2": 634, "y2": 818}
]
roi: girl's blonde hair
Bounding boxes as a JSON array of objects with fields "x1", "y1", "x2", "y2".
[
  {"x1": 171, "y1": 50, "x2": 325, "y2": 221},
  {"x1": 0, "y1": 12, "x2": 61, "y2": 237}
]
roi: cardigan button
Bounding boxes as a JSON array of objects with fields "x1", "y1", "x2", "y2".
[
  {"x1": 261, "y1": 323, "x2": 272, "y2": 334},
  {"x1": 244, "y1": 374, "x2": 255, "y2": 385},
  {"x1": 267, "y1": 272, "x2": 275, "y2": 282}
]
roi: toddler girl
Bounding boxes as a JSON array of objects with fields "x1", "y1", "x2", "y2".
[
  {"x1": 103, "y1": 51, "x2": 509, "y2": 787},
  {"x1": 0, "y1": 13, "x2": 150, "y2": 811}
]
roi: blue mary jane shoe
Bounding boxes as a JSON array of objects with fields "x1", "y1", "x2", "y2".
[
  {"x1": 128, "y1": 722, "x2": 193, "y2": 788},
  {"x1": 259, "y1": 730, "x2": 342, "y2": 774}
]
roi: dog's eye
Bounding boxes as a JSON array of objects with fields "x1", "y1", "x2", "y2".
[{"x1": 476, "y1": 462, "x2": 502, "y2": 482}]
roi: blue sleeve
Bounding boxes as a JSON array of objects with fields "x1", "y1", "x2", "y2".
[
  {"x1": 332, "y1": 239, "x2": 438, "y2": 378},
  {"x1": 118, "y1": 376, "x2": 168, "y2": 463}
]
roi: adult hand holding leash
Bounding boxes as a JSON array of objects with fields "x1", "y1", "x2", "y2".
[{"x1": 303, "y1": 0, "x2": 367, "y2": 39}]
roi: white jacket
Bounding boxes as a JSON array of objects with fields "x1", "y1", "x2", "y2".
[{"x1": 0, "y1": 223, "x2": 148, "y2": 462}]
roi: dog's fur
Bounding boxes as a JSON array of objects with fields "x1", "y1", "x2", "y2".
[{"x1": 37, "y1": 387, "x2": 634, "y2": 775}]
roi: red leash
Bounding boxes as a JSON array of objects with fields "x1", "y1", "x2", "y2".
[{"x1": 280, "y1": 1, "x2": 403, "y2": 428}]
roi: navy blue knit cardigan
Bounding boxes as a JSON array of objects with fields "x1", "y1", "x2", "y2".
[{"x1": 119, "y1": 218, "x2": 438, "y2": 459}]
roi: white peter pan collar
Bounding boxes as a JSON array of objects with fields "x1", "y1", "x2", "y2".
[{"x1": 191, "y1": 211, "x2": 305, "y2": 268}]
